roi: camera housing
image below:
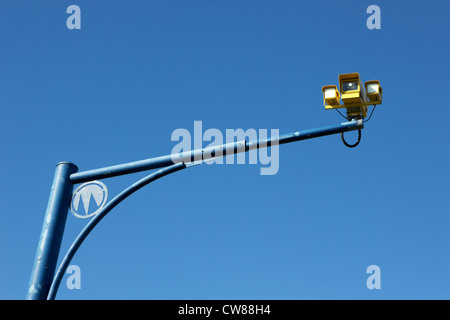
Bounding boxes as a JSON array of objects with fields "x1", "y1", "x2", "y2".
[
  {"x1": 339, "y1": 73, "x2": 366, "y2": 106},
  {"x1": 322, "y1": 85, "x2": 340, "y2": 108},
  {"x1": 322, "y1": 73, "x2": 383, "y2": 120},
  {"x1": 365, "y1": 80, "x2": 382, "y2": 103}
]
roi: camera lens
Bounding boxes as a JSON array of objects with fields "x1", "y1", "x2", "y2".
[{"x1": 343, "y1": 81, "x2": 358, "y2": 92}]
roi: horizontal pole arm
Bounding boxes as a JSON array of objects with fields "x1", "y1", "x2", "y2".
[
  {"x1": 247, "y1": 119, "x2": 363, "y2": 149},
  {"x1": 70, "y1": 119, "x2": 363, "y2": 184}
]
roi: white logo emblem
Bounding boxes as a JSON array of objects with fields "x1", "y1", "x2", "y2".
[{"x1": 70, "y1": 181, "x2": 108, "y2": 219}]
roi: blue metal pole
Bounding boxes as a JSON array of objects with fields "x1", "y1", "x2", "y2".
[
  {"x1": 70, "y1": 120, "x2": 363, "y2": 184},
  {"x1": 248, "y1": 119, "x2": 363, "y2": 149},
  {"x1": 47, "y1": 162, "x2": 186, "y2": 300},
  {"x1": 26, "y1": 162, "x2": 78, "y2": 300},
  {"x1": 28, "y1": 119, "x2": 362, "y2": 299}
]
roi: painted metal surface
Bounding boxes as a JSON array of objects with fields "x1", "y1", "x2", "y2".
[
  {"x1": 26, "y1": 162, "x2": 78, "y2": 300},
  {"x1": 28, "y1": 120, "x2": 363, "y2": 299},
  {"x1": 70, "y1": 120, "x2": 362, "y2": 184},
  {"x1": 248, "y1": 119, "x2": 362, "y2": 149},
  {"x1": 47, "y1": 162, "x2": 186, "y2": 300}
]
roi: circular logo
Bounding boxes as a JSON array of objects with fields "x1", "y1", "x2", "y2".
[{"x1": 70, "y1": 181, "x2": 108, "y2": 219}]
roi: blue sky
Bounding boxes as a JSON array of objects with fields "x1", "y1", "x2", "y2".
[{"x1": 0, "y1": 0, "x2": 449, "y2": 299}]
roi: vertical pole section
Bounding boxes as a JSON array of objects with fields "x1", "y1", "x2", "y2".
[{"x1": 26, "y1": 162, "x2": 78, "y2": 300}]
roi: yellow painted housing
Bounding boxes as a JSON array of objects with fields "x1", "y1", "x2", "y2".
[
  {"x1": 322, "y1": 73, "x2": 382, "y2": 119},
  {"x1": 365, "y1": 80, "x2": 383, "y2": 103},
  {"x1": 339, "y1": 72, "x2": 366, "y2": 105},
  {"x1": 322, "y1": 85, "x2": 340, "y2": 108},
  {"x1": 338, "y1": 72, "x2": 368, "y2": 118}
]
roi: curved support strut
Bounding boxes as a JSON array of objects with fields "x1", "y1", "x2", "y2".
[{"x1": 47, "y1": 162, "x2": 186, "y2": 300}]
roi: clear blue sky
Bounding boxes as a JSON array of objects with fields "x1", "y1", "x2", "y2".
[{"x1": 1, "y1": 0, "x2": 449, "y2": 299}]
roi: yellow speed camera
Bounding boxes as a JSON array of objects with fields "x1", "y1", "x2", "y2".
[
  {"x1": 322, "y1": 85, "x2": 340, "y2": 108},
  {"x1": 322, "y1": 73, "x2": 383, "y2": 120},
  {"x1": 365, "y1": 80, "x2": 382, "y2": 103},
  {"x1": 339, "y1": 72, "x2": 366, "y2": 105}
]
